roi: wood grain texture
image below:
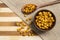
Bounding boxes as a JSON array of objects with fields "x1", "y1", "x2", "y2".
[
  {"x1": 1, "y1": 0, "x2": 60, "y2": 40},
  {"x1": 0, "y1": 2, "x2": 22, "y2": 36},
  {"x1": 0, "y1": 12, "x2": 17, "y2": 17},
  {"x1": 0, "y1": 3, "x2": 22, "y2": 35},
  {"x1": 0, "y1": 3, "x2": 8, "y2": 8},
  {"x1": 0, "y1": 22, "x2": 17, "y2": 26},
  {"x1": 0, "y1": 31, "x2": 20, "y2": 36}
]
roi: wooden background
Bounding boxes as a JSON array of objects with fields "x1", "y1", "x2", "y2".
[
  {"x1": 0, "y1": 1, "x2": 43, "y2": 40},
  {"x1": 0, "y1": 0, "x2": 60, "y2": 40},
  {"x1": 0, "y1": 1, "x2": 23, "y2": 36}
]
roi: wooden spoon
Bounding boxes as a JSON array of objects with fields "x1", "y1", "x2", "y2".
[
  {"x1": 37, "y1": 0, "x2": 60, "y2": 9},
  {"x1": 22, "y1": 0, "x2": 60, "y2": 14}
]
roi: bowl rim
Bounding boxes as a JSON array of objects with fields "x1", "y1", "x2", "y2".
[{"x1": 33, "y1": 9, "x2": 56, "y2": 31}]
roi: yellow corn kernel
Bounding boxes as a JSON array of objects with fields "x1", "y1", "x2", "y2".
[
  {"x1": 39, "y1": 12, "x2": 42, "y2": 15},
  {"x1": 44, "y1": 26, "x2": 48, "y2": 28},
  {"x1": 41, "y1": 27, "x2": 45, "y2": 29},
  {"x1": 48, "y1": 12, "x2": 52, "y2": 16}
]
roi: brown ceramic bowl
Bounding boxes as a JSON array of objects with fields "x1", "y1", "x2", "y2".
[{"x1": 32, "y1": 9, "x2": 56, "y2": 32}]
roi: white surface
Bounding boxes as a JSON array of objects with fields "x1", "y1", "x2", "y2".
[
  {"x1": 0, "y1": 17, "x2": 22, "y2": 22},
  {"x1": 0, "y1": 36, "x2": 42, "y2": 40},
  {"x1": 0, "y1": 8, "x2": 12, "y2": 12},
  {"x1": 0, "y1": 26, "x2": 19, "y2": 31},
  {"x1": 0, "y1": 1, "x2": 2, "y2": 3}
]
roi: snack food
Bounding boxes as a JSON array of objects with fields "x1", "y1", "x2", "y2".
[
  {"x1": 34, "y1": 10, "x2": 56, "y2": 30},
  {"x1": 16, "y1": 22, "x2": 36, "y2": 36},
  {"x1": 21, "y1": 4, "x2": 37, "y2": 14}
]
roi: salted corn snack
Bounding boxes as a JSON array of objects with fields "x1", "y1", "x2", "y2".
[
  {"x1": 35, "y1": 10, "x2": 55, "y2": 30},
  {"x1": 21, "y1": 4, "x2": 37, "y2": 14}
]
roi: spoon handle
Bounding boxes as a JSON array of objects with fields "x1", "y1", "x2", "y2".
[{"x1": 37, "y1": 1, "x2": 60, "y2": 9}]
